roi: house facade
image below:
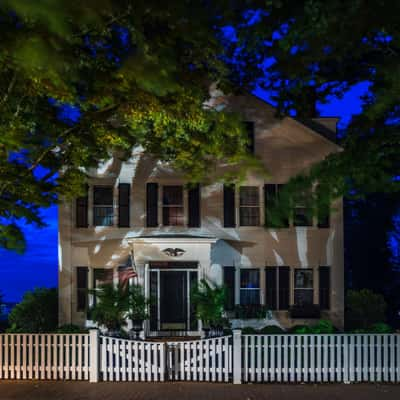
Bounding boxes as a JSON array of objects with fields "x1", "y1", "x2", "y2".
[{"x1": 58, "y1": 94, "x2": 344, "y2": 335}]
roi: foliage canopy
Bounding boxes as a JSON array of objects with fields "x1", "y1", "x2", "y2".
[
  {"x1": 0, "y1": 0, "x2": 399, "y2": 251},
  {"x1": 7, "y1": 287, "x2": 58, "y2": 333}
]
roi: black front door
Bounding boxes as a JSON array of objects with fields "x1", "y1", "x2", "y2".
[{"x1": 160, "y1": 271, "x2": 187, "y2": 330}]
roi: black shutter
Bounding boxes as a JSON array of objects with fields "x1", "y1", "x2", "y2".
[
  {"x1": 146, "y1": 183, "x2": 158, "y2": 227},
  {"x1": 223, "y1": 184, "x2": 236, "y2": 227},
  {"x1": 118, "y1": 183, "x2": 130, "y2": 227},
  {"x1": 265, "y1": 267, "x2": 277, "y2": 310},
  {"x1": 188, "y1": 184, "x2": 200, "y2": 227},
  {"x1": 223, "y1": 267, "x2": 235, "y2": 311},
  {"x1": 76, "y1": 267, "x2": 88, "y2": 311},
  {"x1": 264, "y1": 184, "x2": 275, "y2": 227},
  {"x1": 278, "y1": 266, "x2": 290, "y2": 310},
  {"x1": 319, "y1": 266, "x2": 331, "y2": 310},
  {"x1": 76, "y1": 186, "x2": 88, "y2": 228},
  {"x1": 245, "y1": 121, "x2": 255, "y2": 154}
]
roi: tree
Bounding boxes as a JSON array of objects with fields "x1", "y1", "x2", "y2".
[
  {"x1": 230, "y1": 0, "x2": 400, "y2": 218},
  {"x1": 7, "y1": 288, "x2": 58, "y2": 332},
  {"x1": 346, "y1": 289, "x2": 387, "y2": 331},
  {"x1": 1, "y1": 1, "x2": 400, "y2": 252},
  {"x1": 0, "y1": 0, "x2": 255, "y2": 252}
]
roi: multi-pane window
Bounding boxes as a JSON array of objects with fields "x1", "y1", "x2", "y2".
[
  {"x1": 294, "y1": 269, "x2": 314, "y2": 306},
  {"x1": 240, "y1": 269, "x2": 260, "y2": 305},
  {"x1": 293, "y1": 205, "x2": 313, "y2": 227},
  {"x1": 264, "y1": 184, "x2": 289, "y2": 228},
  {"x1": 239, "y1": 186, "x2": 260, "y2": 226},
  {"x1": 162, "y1": 186, "x2": 184, "y2": 226},
  {"x1": 93, "y1": 186, "x2": 114, "y2": 226},
  {"x1": 293, "y1": 190, "x2": 313, "y2": 227}
]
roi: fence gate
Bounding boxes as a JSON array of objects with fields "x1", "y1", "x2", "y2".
[
  {"x1": 167, "y1": 336, "x2": 232, "y2": 382},
  {"x1": 100, "y1": 336, "x2": 166, "y2": 382},
  {"x1": 99, "y1": 335, "x2": 232, "y2": 382}
]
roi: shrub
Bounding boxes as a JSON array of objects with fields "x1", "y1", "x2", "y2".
[
  {"x1": 242, "y1": 326, "x2": 257, "y2": 334},
  {"x1": 259, "y1": 325, "x2": 285, "y2": 334},
  {"x1": 234, "y1": 304, "x2": 268, "y2": 319},
  {"x1": 370, "y1": 322, "x2": 393, "y2": 333},
  {"x1": 289, "y1": 320, "x2": 336, "y2": 334},
  {"x1": 89, "y1": 283, "x2": 129, "y2": 332},
  {"x1": 56, "y1": 324, "x2": 88, "y2": 333},
  {"x1": 310, "y1": 319, "x2": 336, "y2": 334},
  {"x1": 7, "y1": 288, "x2": 58, "y2": 333},
  {"x1": 346, "y1": 289, "x2": 387, "y2": 330},
  {"x1": 289, "y1": 325, "x2": 311, "y2": 334},
  {"x1": 191, "y1": 279, "x2": 227, "y2": 328}
]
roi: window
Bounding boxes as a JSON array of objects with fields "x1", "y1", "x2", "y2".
[
  {"x1": 293, "y1": 205, "x2": 313, "y2": 227},
  {"x1": 293, "y1": 190, "x2": 313, "y2": 227},
  {"x1": 240, "y1": 269, "x2": 260, "y2": 305},
  {"x1": 223, "y1": 267, "x2": 235, "y2": 311},
  {"x1": 264, "y1": 184, "x2": 289, "y2": 228},
  {"x1": 93, "y1": 186, "x2": 114, "y2": 226},
  {"x1": 162, "y1": 186, "x2": 184, "y2": 226},
  {"x1": 294, "y1": 269, "x2": 314, "y2": 306},
  {"x1": 76, "y1": 267, "x2": 88, "y2": 311},
  {"x1": 239, "y1": 186, "x2": 260, "y2": 226}
]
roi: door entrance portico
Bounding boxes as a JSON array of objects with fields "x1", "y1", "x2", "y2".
[{"x1": 127, "y1": 235, "x2": 217, "y2": 336}]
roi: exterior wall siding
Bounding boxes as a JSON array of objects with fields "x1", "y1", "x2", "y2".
[{"x1": 58, "y1": 94, "x2": 344, "y2": 330}]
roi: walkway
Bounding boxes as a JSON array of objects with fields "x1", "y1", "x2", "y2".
[{"x1": 0, "y1": 382, "x2": 400, "y2": 400}]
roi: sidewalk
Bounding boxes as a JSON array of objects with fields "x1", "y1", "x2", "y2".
[{"x1": 0, "y1": 381, "x2": 400, "y2": 400}]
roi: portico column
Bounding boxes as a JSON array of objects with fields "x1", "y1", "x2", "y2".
[
  {"x1": 235, "y1": 264, "x2": 240, "y2": 305},
  {"x1": 144, "y1": 263, "x2": 150, "y2": 335}
]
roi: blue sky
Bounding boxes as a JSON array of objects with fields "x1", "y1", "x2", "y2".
[{"x1": 0, "y1": 82, "x2": 373, "y2": 303}]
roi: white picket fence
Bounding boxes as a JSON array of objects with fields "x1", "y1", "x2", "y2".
[
  {"x1": 0, "y1": 333, "x2": 92, "y2": 380},
  {"x1": 242, "y1": 334, "x2": 400, "y2": 383},
  {"x1": 0, "y1": 331, "x2": 399, "y2": 384}
]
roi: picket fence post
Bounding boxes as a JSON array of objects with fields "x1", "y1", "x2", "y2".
[
  {"x1": 89, "y1": 329, "x2": 100, "y2": 383},
  {"x1": 233, "y1": 329, "x2": 242, "y2": 384}
]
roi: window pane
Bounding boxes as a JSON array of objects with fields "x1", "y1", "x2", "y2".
[
  {"x1": 94, "y1": 206, "x2": 113, "y2": 226},
  {"x1": 93, "y1": 187, "x2": 113, "y2": 205},
  {"x1": 240, "y1": 269, "x2": 260, "y2": 288},
  {"x1": 239, "y1": 207, "x2": 260, "y2": 226},
  {"x1": 294, "y1": 206, "x2": 313, "y2": 226},
  {"x1": 240, "y1": 289, "x2": 260, "y2": 305},
  {"x1": 163, "y1": 186, "x2": 183, "y2": 205},
  {"x1": 240, "y1": 187, "x2": 259, "y2": 206},
  {"x1": 295, "y1": 270, "x2": 313, "y2": 288},
  {"x1": 162, "y1": 206, "x2": 184, "y2": 226}
]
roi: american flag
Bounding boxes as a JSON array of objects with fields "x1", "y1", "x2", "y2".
[{"x1": 118, "y1": 251, "x2": 138, "y2": 287}]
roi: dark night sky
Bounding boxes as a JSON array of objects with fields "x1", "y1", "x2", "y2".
[{"x1": 0, "y1": 82, "x2": 372, "y2": 303}]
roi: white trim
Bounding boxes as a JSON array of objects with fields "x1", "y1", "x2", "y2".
[{"x1": 127, "y1": 237, "x2": 217, "y2": 245}]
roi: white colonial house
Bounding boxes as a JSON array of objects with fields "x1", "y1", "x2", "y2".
[{"x1": 58, "y1": 93, "x2": 344, "y2": 336}]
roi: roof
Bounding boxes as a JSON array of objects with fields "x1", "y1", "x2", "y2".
[
  {"x1": 248, "y1": 93, "x2": 338, "y2": 144},
  {"x1": 295, "y1": 117, "x2": 337, "y2": 143}
]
